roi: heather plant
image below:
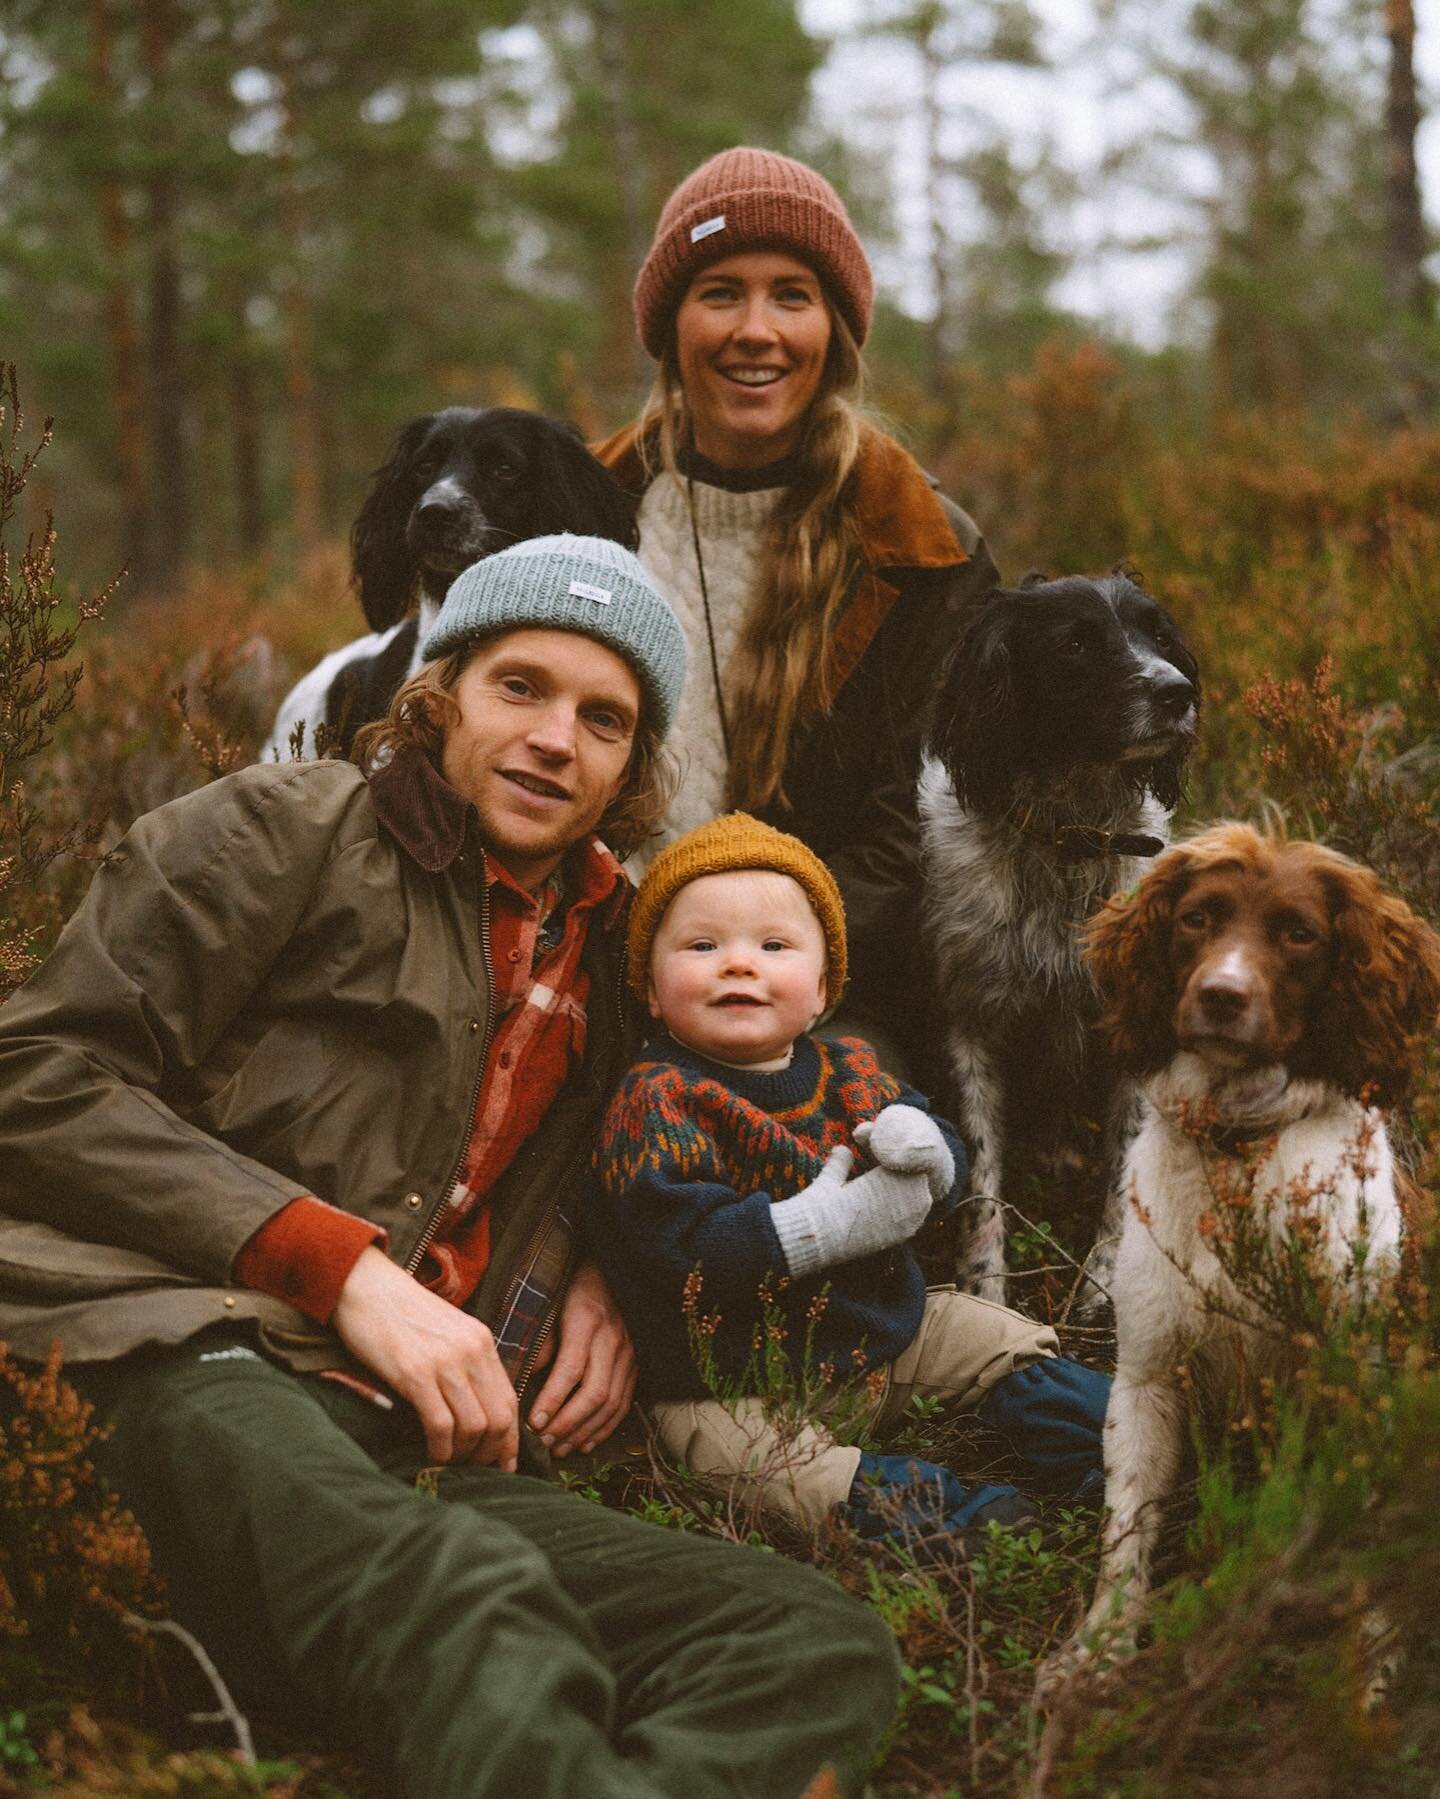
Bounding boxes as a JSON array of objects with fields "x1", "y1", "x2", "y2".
[
  {"x1": 0, "y1": 1345, "x2": 161, "y2": 1709},
  {"x1": 1033, "y1": 1351, "x2": 1440, "y2": 1797},
  {"x1": 3, "y1": 346, "x2": 1439, "y2": 1794},
  {"x1": 0, "y1": 365, "x2": 115, "y2": 995},
  {"x1": 645, "y1": 1269, "x2": 887, "y2": 1548}
]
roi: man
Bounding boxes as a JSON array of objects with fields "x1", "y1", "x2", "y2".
[{"x1": 0, "y1": 535, "x2": 900, "y2": 1799}]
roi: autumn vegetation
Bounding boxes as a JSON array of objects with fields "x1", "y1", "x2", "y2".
[
  {"x1": 1, "y1": 330, "x2": 1437, "y2": 1792},
  {"x1": 2, "y1": 0, "x2": 1439, "y2": 1788}
]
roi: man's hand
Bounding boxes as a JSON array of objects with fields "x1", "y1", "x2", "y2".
[
  {"x1": 527, "y1": 1259, "x2": 636, "y2": 1457},
  {"x1": 332, "y1": 1247, "x2": 519, "y2": 1470}
]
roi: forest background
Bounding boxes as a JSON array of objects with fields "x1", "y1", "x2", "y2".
[{"x1": 3, "y1": 1, "x2": 1440, "y2": 1795}]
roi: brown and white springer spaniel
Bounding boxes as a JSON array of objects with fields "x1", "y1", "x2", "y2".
[{"x1": 1042, "y1": 824, "x2": 1440, "y2": 1687}]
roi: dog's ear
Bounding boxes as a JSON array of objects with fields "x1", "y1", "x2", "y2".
[
  {"x1": 351, "y1": 416, "x2": 434, "y2": 630},
  {"x1": 925, "y1": 594, "x2": 1023, "y2": 815},
  {"x1": 1310, "y1": 864, "x2": 1440, "y2": 1106},
  {"x1": 530, "y1": 421, "x2": 640, "y2": 551},
  {"x1": 1083, "y1": 845, "x2": 1196, "y2": 1073}
]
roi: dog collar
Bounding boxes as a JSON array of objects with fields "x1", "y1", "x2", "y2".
[
  {"x1": 1009, "y1": 813, "x2": 1166, "y2": 863},
  {"x1": 1205, "y1": 1122, "x2": 1279, "y2": 1157}
]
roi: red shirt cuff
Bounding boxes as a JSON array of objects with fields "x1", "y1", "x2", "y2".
[{"x1": 233, "y1": 1197, "x2": 386, "y2": 1324}]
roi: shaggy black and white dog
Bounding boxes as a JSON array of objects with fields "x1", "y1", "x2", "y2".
[
  {"x1": 264, "y1": 407, "x2": 637, "y2": 760},
  {"x1": 918, "y1": 571, "x2": 1200, "y2": 1305}
]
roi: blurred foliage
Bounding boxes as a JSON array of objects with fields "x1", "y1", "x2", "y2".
[{"x1": 2, "y1": 0, "x2": 1435, "y2": 593}]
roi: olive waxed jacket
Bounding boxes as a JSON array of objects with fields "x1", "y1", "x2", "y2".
[
  {"x1": 594, "y1": 421, "x2": 1001, "y2": 1065},
  {"x1": 0, "y1": 748, "x2": 636, "y2": 1377}
]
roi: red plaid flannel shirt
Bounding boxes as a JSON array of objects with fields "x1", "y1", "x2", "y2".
[{"x1": 235, "y1": 836, "x2": 627, "y2": 1321}]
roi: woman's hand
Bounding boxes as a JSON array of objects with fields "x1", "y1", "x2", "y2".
[
  {"x1": 332, "y1": 1246, "x2": 520, "y2": 1470},
  {"x1": 527, "y1": 1259, "x2": 637, "y2": 1457}
]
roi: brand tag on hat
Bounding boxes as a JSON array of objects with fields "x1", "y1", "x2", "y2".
[
  {"x1": 569, "y1": 580, "x2": 612, "y2": 605},
  {"x1": 690, "y1": 214, "x2": 726, "y2": 243}
]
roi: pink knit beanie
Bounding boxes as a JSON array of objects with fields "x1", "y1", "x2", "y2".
[{"x1": 633, "y1": 147, "x2": 874, "y2": 357}]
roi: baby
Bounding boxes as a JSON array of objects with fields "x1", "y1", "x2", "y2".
[{"x1": 589, "y1": 813, "x2": 1109, "y2": 1551}]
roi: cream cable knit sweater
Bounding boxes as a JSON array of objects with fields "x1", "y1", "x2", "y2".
[{"x1": 631, "y1": 474, "x2": 782, "y2": 872}]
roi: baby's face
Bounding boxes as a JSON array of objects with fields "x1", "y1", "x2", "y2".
[{"x1": 647, "y1": 870, "x2": 828, "y2": 1069}]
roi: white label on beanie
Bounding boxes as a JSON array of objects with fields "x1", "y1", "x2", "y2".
[
  {"x1": 690, "y1": 214, "x2": 726, "y2": 243},
  {"x1": 568, "y1": 580, "x2": 612, "y2": 605}
]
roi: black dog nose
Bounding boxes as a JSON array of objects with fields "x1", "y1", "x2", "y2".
[
  {"x1": 415, "y1": 494, "x2": 465, "y2": 527},
  {"x1": 1153, "y1": 672, "x2": 1196, "y2": 719}
]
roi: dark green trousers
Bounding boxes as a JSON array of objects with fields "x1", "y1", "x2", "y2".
[{"x1": 85, "y1": 1336, "x2": 899, "y2": 1799}]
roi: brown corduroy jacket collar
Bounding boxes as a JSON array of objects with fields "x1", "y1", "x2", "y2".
[
  {"x1": 592, "y1": 418, "x2": 968, "y2": 574},
  {"x1": 592, "y1": 418, "x2": 970, "y2": 693},
  {"x1": 368, "y1": 742, "x2": 629, "y2": 928}
]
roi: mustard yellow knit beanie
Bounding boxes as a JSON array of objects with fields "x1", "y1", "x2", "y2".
[{"x1": 628, "y1": 813, "x2": 848, "y2": 1004}]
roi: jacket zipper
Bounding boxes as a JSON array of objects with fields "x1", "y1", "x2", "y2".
[
  {"x1": 506, "y1": 944, "x2": 630, "y2": 1401},
  {"x1": 405, "y1": 871, "x2": 494, "y2": 1275}
]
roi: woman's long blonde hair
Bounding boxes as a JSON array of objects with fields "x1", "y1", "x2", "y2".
[{"x1": 639, "y1": 307, "x2": 865, "y2": 815}]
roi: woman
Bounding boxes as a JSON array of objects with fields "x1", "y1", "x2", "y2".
[{"x1": 594, "y1": 146, "x2": 999, "y2": 1073}]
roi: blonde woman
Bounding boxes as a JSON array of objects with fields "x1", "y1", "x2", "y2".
[{"x1": 595, "y1": 146, "x2": 999, "y2": 1071}]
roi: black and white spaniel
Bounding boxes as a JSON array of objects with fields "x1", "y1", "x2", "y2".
[
  {"x1": 264, "y1": 407, "x2": 637, "y2": 760},
  {"x1": 918, "y1": 570, "x2": 1201, "y2": 1305}
]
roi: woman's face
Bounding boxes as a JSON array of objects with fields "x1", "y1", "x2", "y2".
[{"x1": 673, "y1": 251, "x2": 833, "y2": 470}]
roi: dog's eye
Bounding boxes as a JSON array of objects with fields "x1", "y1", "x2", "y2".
[
  {"x1": 492, "y1": 462, "x2": 519, "y2": 483},
  {"x1": 1177, "y1": 908, "x2": 1207, "y2": 930},
  {"x1": 1283, "y1": 923, "x2": 1319, "y2": 947}
]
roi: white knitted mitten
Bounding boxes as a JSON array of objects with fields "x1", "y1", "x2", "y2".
[
  {"x1": 770, "y1": 1145, "x2": 933, "y2": 1277},
  {"x1": 853, "y1": 1104, "x2": 955, "y2": 1204}
]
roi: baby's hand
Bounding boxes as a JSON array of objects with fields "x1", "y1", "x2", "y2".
[{"x1": 855, "y1": 1104, "x2": 954, "y2": 1203}]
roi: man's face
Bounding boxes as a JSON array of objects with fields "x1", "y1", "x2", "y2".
[{"x1": 440, "y1": 628, "x2": 641, "y2": 889}]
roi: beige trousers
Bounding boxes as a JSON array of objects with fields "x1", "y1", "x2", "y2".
[{"x1": 648, "y1": 1287, "x2": 1059, "y2": 1530}]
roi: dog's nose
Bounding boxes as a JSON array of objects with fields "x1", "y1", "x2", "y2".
[
  {"x1": 1196, "y1": 972, "x2": 1251, "y2": 1023},
  {"x1": 1152, "y1": 671, "x2": 1196, "y2": 720},
  {"x1": 415, "y1": 494, "x2": 466, "y2": 528}
]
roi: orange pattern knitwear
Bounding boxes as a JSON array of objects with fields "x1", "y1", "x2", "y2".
[{"x1": 588, "y1": 1033, "x2": 967, "y2": 1403}]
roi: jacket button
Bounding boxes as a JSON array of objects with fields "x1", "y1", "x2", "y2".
[
  {"x1": 468, "y1": 1018, "x2": 480, "y2": 1034},
  {"x1": 223, "y1": 1295, "x2": 236, "y2": 1309},
  {"x1": 404, "y1": 1192, "x2": 423, "y2": 1210}
]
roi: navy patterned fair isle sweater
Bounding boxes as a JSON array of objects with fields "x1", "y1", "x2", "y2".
[{"x1": 586, "y1": 1032, "x2": 968, "y2": 1403}]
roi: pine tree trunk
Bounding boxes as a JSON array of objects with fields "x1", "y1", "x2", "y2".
[
  {"x1": 271, "y1": 6, "x2": 324, "y2": 556},
  {"x1": 229, "y1": 307, "x2": 266, "y2": 558},
  {"x1": 139, "y1": 0, "x2": 190, "y2": 595},
  {"x1": 592, "y1": 0, "x2": 652, "y2": 407},
  {"x1": 919, "y1": 18, "x2": 951, "y2": 402},
  {"x1": 86, "y1": 0, "x2": 148, "y2": 580},
  {"x1": 1383, "y1": 0, "x2": 1428, "y2": 320},
  {"x1": 1382, "y1": 0, "x2": 1434, "y2": 417}
]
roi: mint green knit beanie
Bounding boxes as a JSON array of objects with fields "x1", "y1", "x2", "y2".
[{"x1": 422, "y1": 534, "x2": 687, "y2": 737}]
